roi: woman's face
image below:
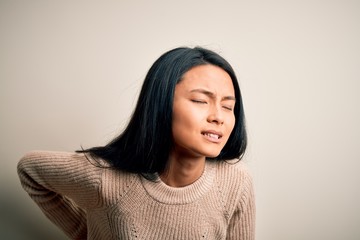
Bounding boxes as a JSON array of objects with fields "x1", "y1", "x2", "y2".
[{"x1": 171, "y1": 64, "x2": 236, "y2": 159}]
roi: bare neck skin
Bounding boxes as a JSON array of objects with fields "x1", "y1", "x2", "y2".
[{"x1": 160, "y1": 153, "x2": 206, "y2": 188}]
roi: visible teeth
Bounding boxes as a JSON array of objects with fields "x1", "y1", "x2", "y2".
[{"x1": 205, "y1": 133, "x2": 219, "y2": 139}]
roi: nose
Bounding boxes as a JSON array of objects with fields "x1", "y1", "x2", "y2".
[{"x1": 207, "y1": 105, "x2": 224, "y2": 125}]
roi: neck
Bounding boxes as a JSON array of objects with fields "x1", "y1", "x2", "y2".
[{"x1": 160, "y1": 154, "x2": 206, "y2": 188}]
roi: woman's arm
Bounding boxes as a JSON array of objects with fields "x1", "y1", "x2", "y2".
[{"x1": 17, "y1": 151, "x2": 101, "y2": 239}]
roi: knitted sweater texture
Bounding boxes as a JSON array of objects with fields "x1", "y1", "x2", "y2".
[{"x1": 17, "y1": 151, "x2": 255, "y2": 240}]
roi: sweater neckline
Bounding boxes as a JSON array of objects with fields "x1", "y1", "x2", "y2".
[{"x1": 140, "y1": 161, "x2": 216, "y2": 204}]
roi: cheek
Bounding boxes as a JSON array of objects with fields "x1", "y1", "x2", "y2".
[
  {"x1": 171, "y1": 119, "x2": 195, "y2": 148},
  {"x1": 172, "y1": 113, "x2": 196, "y2": 135},
  {"x1": 171, "y1": 106, "x2": 205, "y2": 144},
  {"x1": 172, "y1": 108, "x2": 191, "y2": 139},
  {"x1": 225, "y1": 116, "x2": 236, "y2": 137},
  {"x1": 172, "y1": 102, "x2": 205, "y2": 129}
]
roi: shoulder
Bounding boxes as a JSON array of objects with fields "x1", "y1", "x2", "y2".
[
  {"x1": 17, "y1": 150, "x2": 106, "y2": 184},
  {"x1": 20, "y1": 150, "x2": 84, "y2": 161},
  {"x1": 215, "y1": 159, "x2": 253, "y2": 186},
  {"x1": 19, "y1": 150, "x2": 94, "y2": 168},
  {"x1": 211, "y1": 159, "x2": 254, "y2": 211}
]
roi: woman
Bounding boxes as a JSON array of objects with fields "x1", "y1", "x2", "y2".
[{"x1": 18, "y1": 46, "x2": 255, "y2": 239}]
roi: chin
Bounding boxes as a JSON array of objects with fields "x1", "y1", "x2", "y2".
[{"x1": 204, "y1": 150, "x2": 222, "y2": 158}]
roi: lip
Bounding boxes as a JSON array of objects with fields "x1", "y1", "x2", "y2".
[{"x1": 201, "y1": 130, "x2": 223, "y2": 143}]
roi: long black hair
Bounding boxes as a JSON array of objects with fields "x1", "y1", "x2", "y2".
[{"x1": 78, "y1": 46, "x2": 247, "y2": 174}]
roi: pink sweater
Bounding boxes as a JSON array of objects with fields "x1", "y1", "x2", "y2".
[{"x1": 17, "y1": 151, "x2": 255, "y2": 239}]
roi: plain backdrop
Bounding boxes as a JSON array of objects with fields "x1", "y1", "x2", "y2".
[{"x1": 1, "y1": 0, "x2": 359, "y2": 239}]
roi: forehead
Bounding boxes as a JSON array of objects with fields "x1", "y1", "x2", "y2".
[{"x1": 177, "y1": 65, "x2": 235, "y2": 95}]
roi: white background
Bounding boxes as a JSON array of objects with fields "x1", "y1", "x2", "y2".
[{"x1": 1, "y1": 0, "x2": 359, "y2": 239}]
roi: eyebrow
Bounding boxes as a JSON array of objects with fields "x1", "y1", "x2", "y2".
[{"x1": 190, "y1": 88, "x2": 236, "y2": 101}]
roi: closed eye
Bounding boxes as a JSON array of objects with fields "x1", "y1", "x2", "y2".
[
  {"x1": 191, "y1": 99, "x2": 207, "y2": 104},
  {"x1": 223, "y1": 105, "x2": 233, "y2": 111}
]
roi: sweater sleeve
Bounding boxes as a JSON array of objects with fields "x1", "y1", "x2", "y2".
[
  {"x1": 17, "y1": 151, "x2": 101, "y2": 239},
  {"x1": 226, "y1": 170, "x2": 256, "y2": 240}
]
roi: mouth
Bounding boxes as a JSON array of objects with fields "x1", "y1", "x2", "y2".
[{"x1": 201, "y1": 131, "x2": 223, "y2": 142}]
